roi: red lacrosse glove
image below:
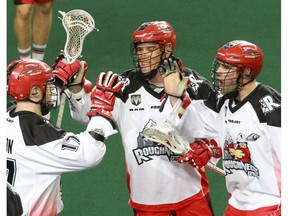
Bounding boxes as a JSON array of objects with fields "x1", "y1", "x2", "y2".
[
  {"x1": 52, "y1": 58, "x2": 81, "y2": 85},
  {"x1": 52, "y1": 53, "x2": 65, "y2": 70},
  {"x1": 67, "y1": 60, "x2": 88, "y2": 87},
  {"x1": 204, "y1": 138, "x2": 222, "y2": 159},
  {"x1": 178, "y1": 138, "x2": 222, "y2": 168},
  {"x1": 87, "y1": 71, "x2": 125, "y2": 121}
]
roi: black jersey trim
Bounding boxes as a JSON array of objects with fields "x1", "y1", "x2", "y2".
[
  {"x1": 228, "y1": 84, "x2": 281, "y2": 127},
  {"x1": 11, "y1": 111, "x2": 66, "y2": 146}
]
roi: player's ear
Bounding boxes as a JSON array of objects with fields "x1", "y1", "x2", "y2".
[
  {"x1": 164, "y1": 43, "x2": 173, "y2": 58},
  {"x1": 29, "y1": 86, "x2": 42, "y2": 100},
  {"x1": 243, "y1": 68, "x2": 253, "y2": 78}
]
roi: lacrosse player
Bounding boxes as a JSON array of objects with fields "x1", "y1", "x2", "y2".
[
  {"x1": 161, "y1": 40, "x2": 281, "y2": 216},
  {"x1": 6, "y1": 58, "x2": 114, "y2": 216},
  {"x1": 69, "y1": 21, "x2": 221, "y2": 216},
  {"x1": 13, "y1": 0, "x2": 53, "y2": 61}
]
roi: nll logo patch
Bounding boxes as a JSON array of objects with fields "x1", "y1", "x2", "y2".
[
  {"x1": 259, "y1": 95, "x2": 280, "y2": 115},
  {"x1": 131, "y1": 94, "x2": 141, "y2": 106},
  {"x1": 188, "y1": 74, "x2": 203, "y2": 95}
]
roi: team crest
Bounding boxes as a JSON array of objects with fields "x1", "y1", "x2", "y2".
[
  {"x1": 223, "y1": 133, "x2": 260, "y2": 178},
  {"x1": 131, "y1": 94, "x2": 142, "y2": 106}
]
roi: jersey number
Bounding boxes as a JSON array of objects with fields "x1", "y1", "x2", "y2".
[{"x1": 7, "y1": 158, "x2": 17, "y2": 186}]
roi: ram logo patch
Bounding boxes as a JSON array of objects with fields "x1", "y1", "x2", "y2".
[{"x1": 131, "y1": 95, "x2": 141, "y2": 106}]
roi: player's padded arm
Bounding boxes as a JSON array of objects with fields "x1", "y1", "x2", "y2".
[{"x1": 87, "y1": 71, "x2": 125, "y2": 128}]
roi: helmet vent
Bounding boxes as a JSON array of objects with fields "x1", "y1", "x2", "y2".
[{"x1": 245, "y1": 52, "x2": 260, "y2": 58}]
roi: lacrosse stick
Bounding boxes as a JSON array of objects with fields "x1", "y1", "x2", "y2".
[
  {"x1": 56, "y1": 9, "x2": 97, "y2": 128},
  {"x1": 143, "y1": 122, "x2": 226, "y2": 176}
]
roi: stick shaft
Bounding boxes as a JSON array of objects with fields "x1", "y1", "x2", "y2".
[
  {"x1": 206, "y1": 162, "x2": 226, "y2": 176},
  {"x1": 56, "y1": 94, "x2": 66, "y2": 128}
]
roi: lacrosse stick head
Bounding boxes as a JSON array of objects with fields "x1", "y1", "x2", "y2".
[
  {"x1": 143, "y1": 122, "x2": 191, "y2": 155},
  {"x1": 58, "y1": 9, "x2": 97, "y2": 63}
]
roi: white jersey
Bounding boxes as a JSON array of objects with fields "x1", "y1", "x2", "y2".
[
  {"x1": 6, "y1": 110, "x2": 107, "y2": 216},
  {"x1": 166, "y1": 83, "x2": 281, "y2": 211},
  {"x1": 70, "y1": 68, "x2": 215, "y2": 211}
]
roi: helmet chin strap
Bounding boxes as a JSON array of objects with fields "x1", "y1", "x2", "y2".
[
  {"x1": 140, "y1": 69, "x2": 158, "y2": 80},
  {"x1": 229, "y1": 75, "x2": 254, "y2": 100},
  {"x1": 40, "y1": 102, "x2": 50, "y2": 116}
]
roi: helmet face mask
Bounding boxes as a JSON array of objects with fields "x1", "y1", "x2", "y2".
[
  {"x1": 131, "y1": 42, "x2": 164, "y2": 79},
  {"x1": 44, "y1": 82, "x2": 60, "y2": 109},
  {"x1": 211, "y1": 40, "x2": 264, "y2": 95},
  {"x1": 211, "y1": 59, "x2": 240, "y2": 95},
  {"x1": 131, "y1": 21, "x2": 176, "y2": 80}
]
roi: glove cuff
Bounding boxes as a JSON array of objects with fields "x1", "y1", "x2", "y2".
[
  {"x1": 87, "y1": 110, "x2": 117, "y2": 129},
  {"x1": 96, "y1": 113, "x2": 117, "y2": 129}
]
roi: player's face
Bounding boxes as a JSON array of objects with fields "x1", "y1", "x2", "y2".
[
  {"x1": 136, "y1": 43, "x2": 162, "y2": 74},
  {"x1": 215, "y1": 63, "x2": 238, "y2": 94}
]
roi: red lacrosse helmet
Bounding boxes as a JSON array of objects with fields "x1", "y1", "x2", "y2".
[
  {"x1": 7, "y1": 59, "x2": 54, "y2": 100},
  {"x1": 132, "y1": 21, "x2": 176, "y2": 51},
  {"x1": 216, "y1": 40, "x2": 264, "y2": 79}
]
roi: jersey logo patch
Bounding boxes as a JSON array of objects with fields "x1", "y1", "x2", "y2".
[
  {"x1": 188, "y1": 74, "x2": 203, "y2": 95},
  {"x1": 131, "y1": 94, "x2": 141, "y2": 106},
  {"x1": 259, "y1": 95, "x2": 280, "y2": 115},
  {"x1": 223, "y1": 132, "x2": 260, "y2": 178}
]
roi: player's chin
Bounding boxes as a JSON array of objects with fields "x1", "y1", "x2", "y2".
[
  {"x1": 140, "y1": 66, "x2": 153, "y2": 74},
  {"x1": 221, "y1": 88, "x2": 235, "y2": 95}
]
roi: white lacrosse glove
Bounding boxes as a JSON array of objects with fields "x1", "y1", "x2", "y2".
[
  {"x1": 157, "y1": 56, "x2": 191, "y2": 119},
  {"x1": 158, "y1": 56, "x2": 181, "y2": 78}
]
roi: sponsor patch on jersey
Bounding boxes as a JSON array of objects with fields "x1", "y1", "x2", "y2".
[{"x1": 131, "y1": 94, "x2": 141, "y2": 106}]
